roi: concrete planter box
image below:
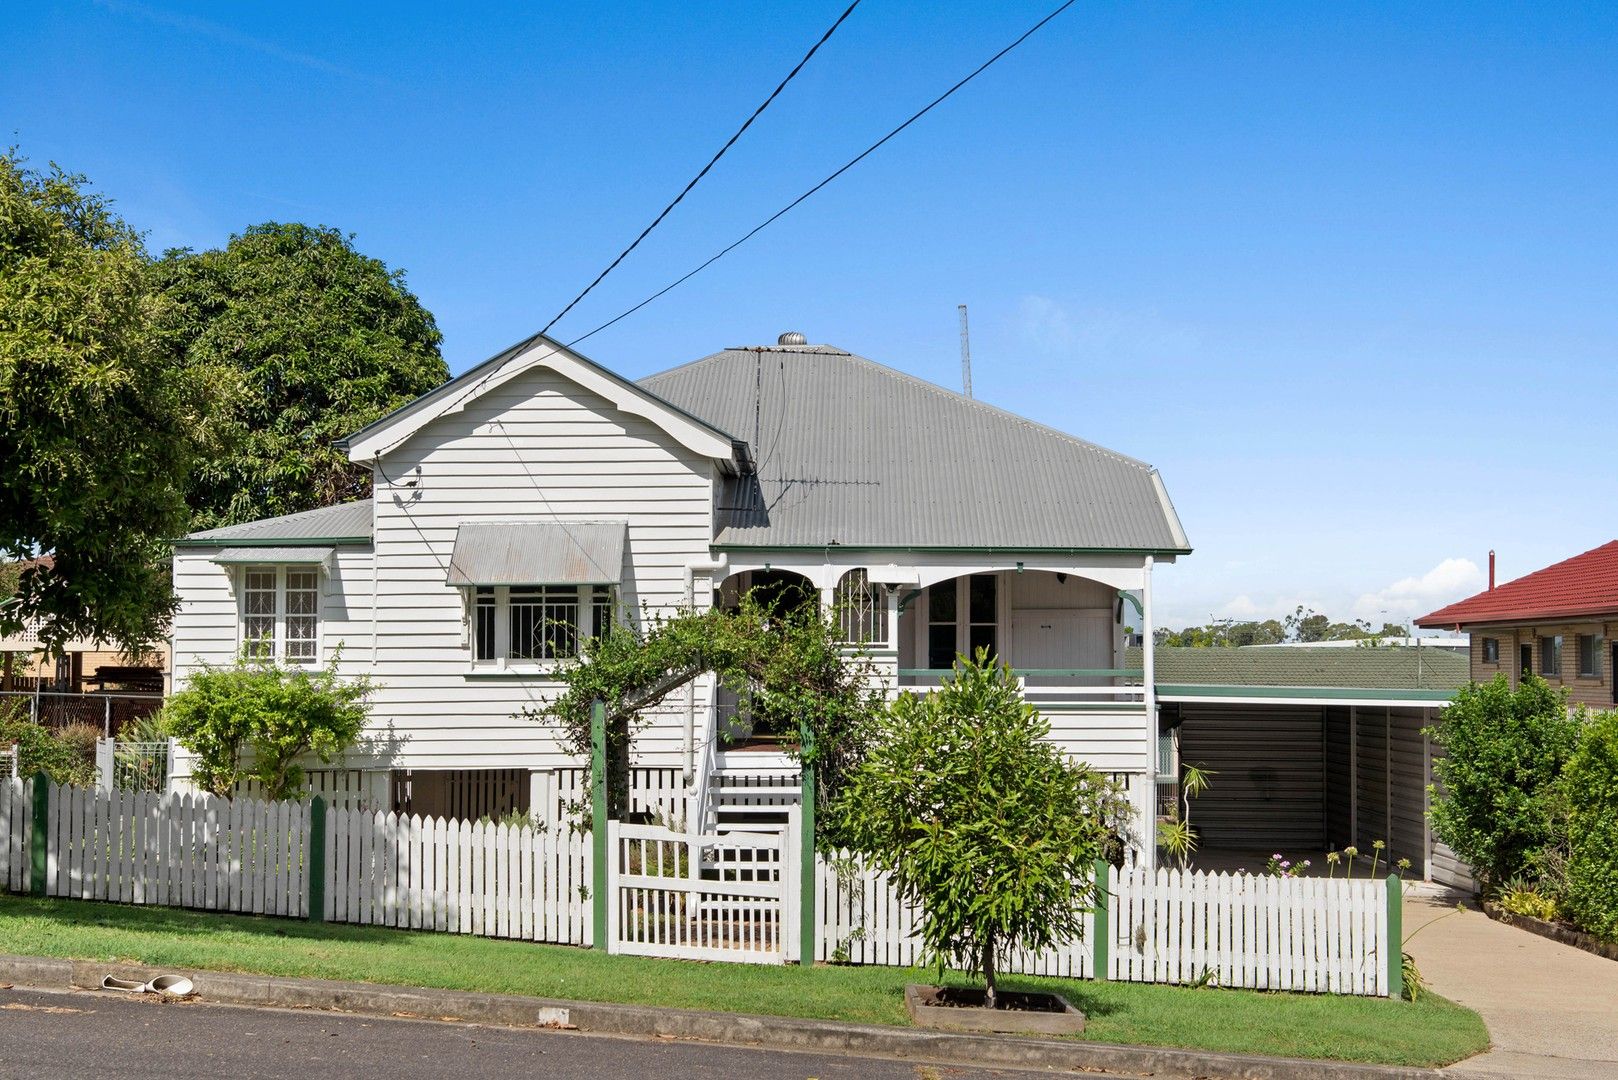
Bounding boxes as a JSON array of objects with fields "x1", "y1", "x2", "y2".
[{"x1": 903, "y1": 984, "x2": 1085, "y2": 1036}]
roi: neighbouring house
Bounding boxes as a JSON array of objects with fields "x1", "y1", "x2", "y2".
[
  {"x1": 1416, "y1": 541, "x2": 1618, "y2": 711},
  {"x1": 168, "y1": 333, "x2": 1189, "y2": 861},
  {"x1": 1139, "y1": 644, "x2": 1471, "y2": 888}
]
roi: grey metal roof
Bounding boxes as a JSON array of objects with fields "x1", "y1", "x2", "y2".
[
  {"x1": 446, "y1": 521, "x2": 626, "y2": 586},
  {"x1": 639, "y1": 345, "x2": 1189, "y2": 552},
  {"x1": 211, "y1": 547, "x2": 335, "y2": 565},
  {"x1": 180, "y1": 500, "x2": 374, "y2": 545}
]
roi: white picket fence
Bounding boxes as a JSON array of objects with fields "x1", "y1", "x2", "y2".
[
  {"x1": 322, "y1": 806, "x2": 591, "y2": 946},
  {"x1": 1, "y1": 778, "x2": 26, "y2": 893},
  {"x1": 41, "y1": 782, "x2": 311, "y2": 916},
  {"x1": 816, "y1": 854, "x2": 1392, "y2": 996}
]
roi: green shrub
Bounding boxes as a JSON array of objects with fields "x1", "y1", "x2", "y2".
[
  {"x1": 1562, "y1": 710, "x2": 1618, "y2": 941},
  {"x1": 0, "y1": 703, "x2": 97, "y2": 786},
  {"x1": 162, "y1": 652, "x2": 370, "y2": 801},
  {"x1": 1428, "y1": 674, "x2": 1580, "y2": 891}
]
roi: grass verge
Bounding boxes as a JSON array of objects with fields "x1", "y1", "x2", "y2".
[{"x1": 0, "y1": 894, "x2": 1487, "y2": 1067}]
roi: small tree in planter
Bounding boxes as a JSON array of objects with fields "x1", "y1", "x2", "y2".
[{"x1": 837, "y1": 649, "x2": 1123, "y2": 1011}]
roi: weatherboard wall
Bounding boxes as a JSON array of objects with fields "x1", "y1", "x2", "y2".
[{"x1": 361, "y1": 365, "x2": 718, "y2": 770}]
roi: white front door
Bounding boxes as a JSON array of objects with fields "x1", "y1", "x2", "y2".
[{"x1": 1008, "y1": 608, "x2": 1112, "y2": 684}]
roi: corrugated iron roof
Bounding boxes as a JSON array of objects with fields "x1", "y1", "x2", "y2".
[
  {"x1": 1415, "y1": 540, "x2": 1618, "y2": 628},
  {"x1": 211, "y1": 547, "x2": 335, "y2": 565},
  {"x1": 639, "y1": 345, "x2": 1189, "y2": 552},
  {"x1": 446, "y1": 521, "x2": 626, "y2": 586},
  {"x1": 1128, "y1": 645, "x2": 1468, "y2": 692},
  {"x1": 181, "y1": 500, "x2": 374, "y2": 544}
]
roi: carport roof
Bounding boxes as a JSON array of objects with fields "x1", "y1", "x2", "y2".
[{"x1": 1128, "y1": 645, "x2": 1467, "y2": 699}]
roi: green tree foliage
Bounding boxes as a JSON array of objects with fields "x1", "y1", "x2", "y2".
[
  {"x1": 835, "y1": 651, "x2": 1123, "y2": 1007},
  {"x1": 1428, "y1": 674, "x2": 1580, "y2": 890},
  {"x1": 0, "y1": 701, "x2": 97, "y2": 786},
  {"x1": 1562, "y1": 710, "x2": 1618, "y2": 941},
  {"x1": 1156, "y1": 608, "x2": 1409, "y2": 648},
  {"x1": 157, "y1": 222, "x2": 448, "y2": 529},
  {"x1": 537, "y1": 594, "x2": 885, "y2": 825},
  {"x1": 162, "y1": 652, "x2": 371, "y2": 801},
  {"x1": 0, "y1": 153, "x2": 211, "y2": 652}
]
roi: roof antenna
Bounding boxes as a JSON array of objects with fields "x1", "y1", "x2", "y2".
[{"x1": 958, "y1": 304, "x2": 974, "y2": 398}]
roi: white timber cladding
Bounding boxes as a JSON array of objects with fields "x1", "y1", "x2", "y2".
[
  {"x1": 360, "y1": 365, "x2": 718, "y2": 770},
  {"x1": 171, "y1": 548, "x2": 376, "y2": 675}
]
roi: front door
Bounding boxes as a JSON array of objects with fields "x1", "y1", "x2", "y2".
[
  {"x1": 1520, "y1": 643, "x2": 1534, "y2": 684},
  {"x1": 1008, "y1": 609, "x2": 1111, "y2": 685}
]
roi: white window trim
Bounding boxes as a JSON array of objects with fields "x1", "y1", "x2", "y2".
[
  {"x1": 467, "y1": 584, "x2": 612, "y2": 673},
  {"x1": 237, "y1": 564, "x2": 324, "y2": 666}
]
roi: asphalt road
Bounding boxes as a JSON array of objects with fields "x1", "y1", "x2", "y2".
[{"x1": 0, "y1": 987, "x2": 1025, "y2": 1080}]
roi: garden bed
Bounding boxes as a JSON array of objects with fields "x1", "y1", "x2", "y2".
[{"x1": 1483, "y1": 901, "x2": 1618, "y2": 963}]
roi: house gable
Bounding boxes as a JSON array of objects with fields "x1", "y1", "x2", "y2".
[{"x1": 342, "y1": 332, "x2": 740, "y2": 469}]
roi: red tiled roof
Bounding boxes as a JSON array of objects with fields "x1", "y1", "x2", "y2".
[{"x1": 1415, "y1": 541, "x2": 1618, "y2": 628}]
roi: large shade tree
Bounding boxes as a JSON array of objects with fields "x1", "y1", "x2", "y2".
[
  {"x1": 0, "y1": 153, "x2": 211, "y2": 653},
  {"x1": 158, "y1": 222, "x2": 448, "y2": 529}
]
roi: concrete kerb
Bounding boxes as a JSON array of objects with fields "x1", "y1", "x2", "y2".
[{"x1": 0, "y1": 953, "x2": 1442, "y2": 1080}]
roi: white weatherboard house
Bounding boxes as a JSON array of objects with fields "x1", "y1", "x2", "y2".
[{"x1": 170, "y1": 333, "x2": 1190, "y2": 864}]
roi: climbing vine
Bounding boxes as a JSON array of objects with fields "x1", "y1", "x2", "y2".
[{"x1": 525, "y1": 593, "x2": 887, "y2": 836}]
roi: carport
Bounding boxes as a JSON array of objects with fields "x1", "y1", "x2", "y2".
[{"x1": 1139, "y1": 646, "x2": 1471, "y2": 886}]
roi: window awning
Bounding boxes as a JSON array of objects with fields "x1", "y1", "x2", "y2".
[
  {"x1": 446, "y1": 521, "x2": 626, "y2": 587},
  {"x1": 212, "y1": 547, "x2": 335, "y2": 567}
]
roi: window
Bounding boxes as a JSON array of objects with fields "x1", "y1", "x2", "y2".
[
  {"x1": 927, "y1": 579, "x2": 957, "y2": 669},
  {"x1": 1578, "y1": 634, "x2": 1602, "y2": 678},
  {"x1": 472, "y1": 585, "x2": 613, "y2": 664},
  {"x1": 1540, "y1": 635, "x2": 1563, "y2": 677},
  {"x1": 967, "y1": 573, "x2": 998, "y2": 660},
  {"x1": 239, "y1": 566, "x2": 320, "y2": 663},
  {"x1": 835, "y1": 569, "x2": 889, "y2": 645},
  {"x1": 1481, "y1": 637, "x2": 1499, "y2": 664}
]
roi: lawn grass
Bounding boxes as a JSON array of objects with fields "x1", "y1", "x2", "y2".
[{"x1": 0, "y1": 894, "x2": 1487, "y2": 1067}]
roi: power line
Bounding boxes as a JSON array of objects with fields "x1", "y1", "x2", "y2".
[
  {"x1": 563, "y1": 0, "x2": 1078, "y2": 349},
  {"x1": 540, "y1": 0, "x2": 862, "y2": 337}
]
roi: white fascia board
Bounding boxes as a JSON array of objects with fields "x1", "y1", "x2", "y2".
[{"x1": 345, "y1": 337, "x2": 736, "y2": 465}]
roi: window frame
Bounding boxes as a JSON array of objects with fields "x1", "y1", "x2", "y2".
[
  {"x1": 1577, "y1": 633, "x2": 1602, "y2": 679},
  {"x1": 1481, "y1": 637, "x2": 1499, "y2": 665},
  {"x1": 237, "y1": 564, "x2": 323, "y2": 665},
  {"x1": 469, "y1": 584, "x2": 614, "y2": 670},
  {"x1": 1540, "y1": 634, "x2": 1563, "y2": 677}
]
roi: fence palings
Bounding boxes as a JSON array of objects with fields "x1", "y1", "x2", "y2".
[{"x1": 814, "y1": 853, "x2": 1390, "y2": 997}]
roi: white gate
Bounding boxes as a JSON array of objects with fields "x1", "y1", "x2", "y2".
[{"x1": 606, "y1": 807, "x2": 798, "y2": 964}]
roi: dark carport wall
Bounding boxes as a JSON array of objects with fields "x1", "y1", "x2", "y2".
[{"x1": 1141, "y1": 644, "x2": 1470, "y2": 884}]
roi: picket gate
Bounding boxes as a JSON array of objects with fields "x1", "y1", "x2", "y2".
[
  {"x1": 1, "y1": 777, "x2": 26, "y2": 893},
  {"x1": 607, "y1": 810, "x2": 798, "y2": 964}
]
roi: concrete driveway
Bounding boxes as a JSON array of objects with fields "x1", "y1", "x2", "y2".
[{"x1": 1403, "y1": 894, "x2": 1618, "y2": 1079}]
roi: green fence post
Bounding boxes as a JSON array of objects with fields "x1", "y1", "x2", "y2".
[
  {"x1": 30, "y1": 772, "x2": 48, "y2": 898},
  {"x1": 1092, "y1": 858, "x2": 1110, "y2": 980},
  {"x1": 591, "y1": 699, "x2": 608, "y2": 950},
  {"x1": 799, "y1": 723, "x2": 816, "y2": 966},
  {"x1": 307, "y1": 796, "x2": 327, "y2": 922},
  {"x1": 1386, "y1": 874, "x2": 1404, "y2": 1000}
]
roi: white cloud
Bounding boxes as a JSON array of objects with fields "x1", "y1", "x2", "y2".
[{"x1": 1350, "y1": 558, "x2": 1485, "y2": 624}]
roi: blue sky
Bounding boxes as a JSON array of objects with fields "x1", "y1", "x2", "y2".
[{"x1": 7, "y1": 1, "x2": 1616, "y2": 627}]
